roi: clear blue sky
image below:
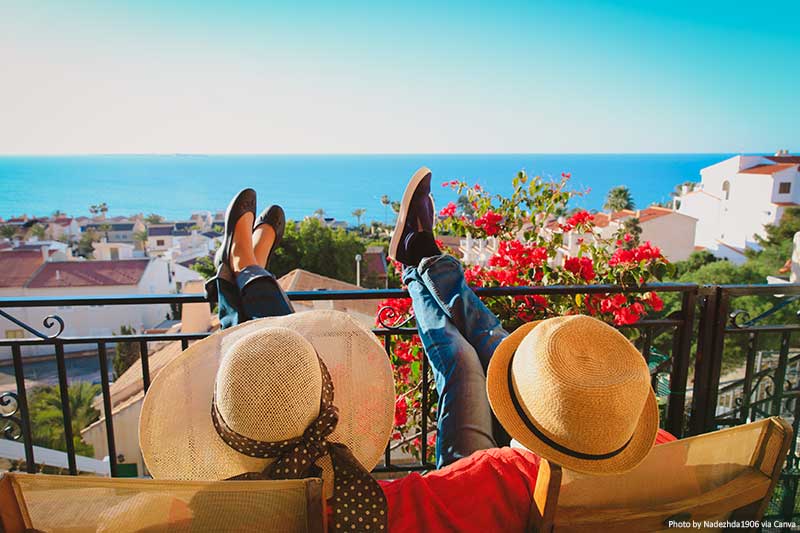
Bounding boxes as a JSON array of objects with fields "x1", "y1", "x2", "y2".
[{"x1": 1, "y1": 1, "x2": 796, "y2": 154}]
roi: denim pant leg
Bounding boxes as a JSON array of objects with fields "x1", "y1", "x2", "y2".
[
  {"x1": 217, "y1": 265, "x2": 294, "y2": 330},
  {"x1": 406, "y1": 254, "x2": 513, "y2": 449},
  {"x1": 415, "y1": 255, "x2": 509, "y2": 370},
  {"x1": 404, "y1": 266, "x2": 496, "y2": 468}
]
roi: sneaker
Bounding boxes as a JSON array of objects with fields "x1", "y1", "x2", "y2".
[{"x1": 389, "y1": 167, "x2": 440, "y2": 266}]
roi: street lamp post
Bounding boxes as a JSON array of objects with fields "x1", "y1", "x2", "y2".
[{"x1": 355, "y1": 254, "x2": 362, "y2": 287}]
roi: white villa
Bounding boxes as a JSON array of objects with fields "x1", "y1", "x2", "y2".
[
  {"x1": 0, "y1": 254, "x2": 176, "y2": 358},
  {"x1": 675, "y1": 151, "x2": 799, "y2": 264}
]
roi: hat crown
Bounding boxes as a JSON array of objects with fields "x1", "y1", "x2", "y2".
[
  {"x1": 513, "y1": 315, "x2": 650, "y2": 456},
  {"x1": 214, "y1": 327, "x2": 322, "y2": 443}
]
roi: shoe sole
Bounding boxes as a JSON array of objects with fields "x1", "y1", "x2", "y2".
[{"x1": 389, "y1": 166, "x2": 432, "y2": 261}]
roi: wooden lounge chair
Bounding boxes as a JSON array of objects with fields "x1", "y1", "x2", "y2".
[
  {"x1": 531, "y1": 416, "x2": 793, "y2": 532},
  {"x1": 0, "y1": 474, "x2": 325, "y2": 533}
]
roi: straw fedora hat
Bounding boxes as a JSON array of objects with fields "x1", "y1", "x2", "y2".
[
  {"x1": 139, "y1": 310, "x2": 395, "y2": 493},
  {"x1": 487, "y1": 315, "x2": 659, "y2": 475}
]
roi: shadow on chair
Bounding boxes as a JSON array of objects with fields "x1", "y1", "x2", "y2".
[{"x1": 530, "y1": 416, "x2": 793, "y2": 532}]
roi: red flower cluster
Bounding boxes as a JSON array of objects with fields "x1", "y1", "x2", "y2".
[
  {"x1": 394, "y1": 396, "x2": 408, "y2": 427},
  {"x1": 441, "y1": 180, "x2": 460, "y2": 188},
  {"x1": 394, "y1": 337, "x2": 421, "y2": 363},
  {"x1": 609, "y1": 241, "x2": 664, "y2": 266},
  {"x1": 643, "y1": 291, "x2": 664, "y2": 312},
  {"x1": 488, "y1": 240, "x2": 548, "y2": 270},
  {"x1": 563, "y1": 256, "x2": 596, "y2": 281},
  {"x1": 560, "y1": 210, "x2": 594, "y2": 231},
  {"x1": 439, "y1": 202, "x2": 457, "y2": 218},
  {"x1": 474, "y1": 211, "x2": 503, "y2": 236},
  {"x1": 599, "y1": 293, "x2": 646, "y2": 325},
  {"x1": 515, "y1": 295, "x2": 548, "y2": 321}
]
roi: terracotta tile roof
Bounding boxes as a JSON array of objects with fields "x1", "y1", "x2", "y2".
[
  {"x1": 277, "y1": 269, "x2": 384, "y2": 318},
  {"x1": 766, "y1": 156, "x2": 800, "y2": 164},
  {"x1": 740, "y1": 163, "x2": 797, "y2": 175},
  {"x1": 27, "y1": 259, "x2": 150, "y2": 288},
  {"x1": 636, "y1": 206, "x2": 676, "y2": 223},
  {"x1": 51, "y1": 217, "x2": 74, "y2": 227},
  {"x1": 0, "y1": 251, "x2": 45, "y2": 288},
  {"x1": 775, "y1": 202, "x2": 799, "y2": 207}
]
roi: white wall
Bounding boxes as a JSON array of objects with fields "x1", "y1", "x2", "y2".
[
  {"x1": 719, "y1": 173, "x2": 780, "y2": 248},
  {"x1": 677, "y1": 192, "x2": 721, "y2": 249},
  {"x1": 639, "y1": 213, "x2": 697, "y2": 262},
  {"x1": 770, "y1": 167, "x2": 799, "y2": 205},
  {"x1": 0, "y1": 260, "x2": 173, "y2": 359}
]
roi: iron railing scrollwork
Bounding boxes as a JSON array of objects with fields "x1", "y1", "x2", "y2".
[
  {"x1": 0, "y1": 309, "x2": 64, "y2": 339},
  {"x1": 0, "y1": 391, "x2": 23, "y2": 441}
]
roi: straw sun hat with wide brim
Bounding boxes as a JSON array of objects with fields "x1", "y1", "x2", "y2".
[
  {"x1": 487, "y1": 315, "x2": 659, "y2": 475},
  {"x1": 139, "y1": 310, "x2": 395, "y2": 493}
]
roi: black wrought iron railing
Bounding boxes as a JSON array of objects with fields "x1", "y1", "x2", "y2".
[{"x1": 1, "y1": 283, "x2": 799, "y2": 517}]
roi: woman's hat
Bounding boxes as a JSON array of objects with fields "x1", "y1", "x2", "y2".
[
  {"x1": 487, "y1": 315, "x2": 659, "y2": 475},
  {"x1": 139, "y1": 310, "x2": 395, "y2": 495}
]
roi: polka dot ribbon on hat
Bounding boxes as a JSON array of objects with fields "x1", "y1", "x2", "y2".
[{"x1": 211, "y1": 357, "x2": 388, "y2": 531}]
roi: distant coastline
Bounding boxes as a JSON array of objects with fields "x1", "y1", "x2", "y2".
[{"x1": 0, "y1": 153, "x2": 729, "y2": 223}]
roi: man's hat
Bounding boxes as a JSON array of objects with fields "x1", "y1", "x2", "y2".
[
  {"x1": 139, "y1": 310, "x2": 395, "y2": 529},
  {"x1": 487, "y1": 315, "x2": 659, "y2": 475}
]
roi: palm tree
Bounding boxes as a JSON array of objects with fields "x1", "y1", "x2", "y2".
[
  {"x1": 98, "y1": 202, "x2": 109, "y2": 219},
  {"x1": 28, "y1": 381, "x2": 100, "y2": 456},
  {"x1": 0, "y1": 225, "x2": 17, "y2": 240},
  {"x1": 51, "y1": 209, "x2": 66, "y2": 217},
  {"x1": 391, "y1": 201, "x2": 401, "y2": 214},
  {"x1": 89, "y1": 204, "x2": 99, "y2": 218},
  {"x1": 144, "y1": 213, "x2": 164, "y2": 225},
  {"x1": 604, "y1": 186, "x2": 635, "y2": 212},
  {"x1": 28, "y1": 223, "x2": 46, "y2": 240},
  {"x1": 352, "y1": 208, "x2": 366, "y2": 227},
  {"x1": 380, "y1": 195, "x2": 390, "y2": 224},
  {"x1": 133, "y1": 230, "x2": 149, "y2": 254}
]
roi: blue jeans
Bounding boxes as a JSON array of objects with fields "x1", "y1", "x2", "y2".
[
  {"x1": 403, "y1": 254, "x2": 510, "y2": 468},
  {"x1": 217, "y1": 265, "x2": 294, "y2": 328}
]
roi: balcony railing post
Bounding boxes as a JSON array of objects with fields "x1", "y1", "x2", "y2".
[
  {"x1": 96, "y1": 342, "x2": 118, "y2": 477},
  {"x1": 689, "y1": 286, "x2": 721, "y2": 435},
  {"x1": 666, "y1": 288, "x2": 696, "y2": 438},
  {"x1": 11, "y1": 344, "x2": 36, "y2": 473},
  {"x1": 54, "y1": 341, "x2": 78, "y2": 475}
]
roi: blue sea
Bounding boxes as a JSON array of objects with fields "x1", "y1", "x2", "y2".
[{"x1": 0, "y1": 154, "x2": 731, "y2": 223}]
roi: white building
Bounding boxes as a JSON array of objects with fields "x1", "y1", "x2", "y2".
[
  {"x1": 0, "y1": 256, "x2": 175, "y2": 358},
  {"x1": 675, "y1": 152, "x2": 799, "y2": 264}
]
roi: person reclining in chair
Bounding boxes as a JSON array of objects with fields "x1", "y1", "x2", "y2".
[{"x1": 140, "y1": 177, "x2": 674, "y2": 532}]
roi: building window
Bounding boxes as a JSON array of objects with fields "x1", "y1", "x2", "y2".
[
  {"x1": 779, "y1": 182, "x2": 791, "y2": 194},
  {"x1": 722, "y1": 180, "x2": 730, "y2": 200},
  {"x1": 5, "y1": 329, "x2": 24, "y2": 339},
  {"x1": 157, "y1": 239, "x2": 165, "y2": 246}
]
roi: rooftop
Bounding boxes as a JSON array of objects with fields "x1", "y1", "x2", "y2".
[
  {"x1": 740, "y1": 163, "x2": 797, "y2": 175},
  {"x1": 27, "y1": 259, "x2": 150, "y2": 288},
  {"x1": 0, "y1": 251, "x2": 45, "y2": 288}
]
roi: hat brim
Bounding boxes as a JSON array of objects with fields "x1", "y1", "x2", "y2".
[
  {"x1": 487, "y1": 321, "x2": 659, "y2": 476},
  {"x1": 139, "y1": 310, "x2": 395, "y2": 488}
]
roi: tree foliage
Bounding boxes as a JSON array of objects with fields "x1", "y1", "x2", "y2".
[
  {"x1": 270, "y1": 217, "x2": 366, "y2": 283},
  {"x1": 27, "y1": 381, "x2": 100, "y2": 456},
  {"x1": 112, "y1": 325, "x2": 138, "y2": 379},
  {"x1": 0, "y1": 225, "x2": 17, "y2": 239},
  {"x1": 604, "y1": 185, "x2": 635, "y2": 212}
]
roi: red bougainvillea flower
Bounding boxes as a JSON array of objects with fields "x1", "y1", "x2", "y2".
[
  {"x1": 474, "y1": 211, "x2": 503, "y2": 236},
  {"x1": 488, "y1": 240, "x2": 549, "y2": 269},
  {"x1": 609, "y1": 241, "x2": 664, "y2": 266},
  {"x1": 566, "y1": 210, "x2": 594, "y2": 228},
  {"x1": 563, "y1": 256, "x2": 596, "y2": 282},
  {"x1": 394, "y1": 396, "x2": 409, "y2": 427},
  {"x1": 643, "y1": 291, "x2": 664, "y2": 312},
  {"x1": 439, "y1": 202, "x2": 457, "y2": 218},
  {"x1": 473, "y1": 184, "x2": 482, "y2": 191}
]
